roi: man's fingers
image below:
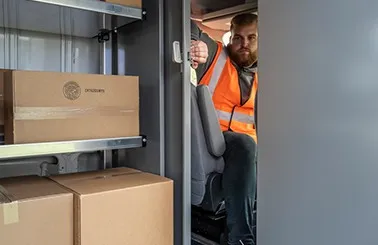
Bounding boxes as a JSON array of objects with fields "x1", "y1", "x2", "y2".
[
  {"x1": 191, "y1": 50, "x2": 208, "y2": 59},
  {"x1": 190, "y1": 40, "x2": 208, "y2": 65},
  {"x1": 191, "y1": 45, "x2": 208, "y2": 54},
  {"x1": 191, "y1": 56, "x2": 208, "y2": 65},
  {"x1": 191, "y1": 61, "x2": 199, "y2": 69},
  {"x1": 190, "y1": 47, "x2": 208, "y2": 58},
  {"x1": 191, "y1": 41, "x2": 208, "y2": 52},
  {"x1": 193, "y1": 57, "x2": 207, "y2": 64}
]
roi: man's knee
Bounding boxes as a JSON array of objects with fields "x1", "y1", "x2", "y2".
[{"x1": 224, "y1": 131, "x2": 257, "y2": 155}]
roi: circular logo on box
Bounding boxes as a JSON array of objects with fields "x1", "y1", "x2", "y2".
[{"x1": 63, "y1": 81, "x2": 81, "y2": 100}]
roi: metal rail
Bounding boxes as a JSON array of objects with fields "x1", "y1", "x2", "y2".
[
  {"x1": 29, "y1": 0, "x2": 143, "y2": 19},
  {"x1": 0, "y1": 136, "x2": 146, "y2": 160}
]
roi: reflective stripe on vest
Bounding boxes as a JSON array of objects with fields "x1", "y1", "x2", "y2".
[
  {"x1": 216, "y1": 110, "x2": 255, "y2": 124},
  {"x1": 208, "y1": 48, "x2": 227, "y2": 95}
]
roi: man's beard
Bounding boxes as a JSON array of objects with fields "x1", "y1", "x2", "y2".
[{"x1": 228, "y1": 46, "x2": 257, "y2": 68}]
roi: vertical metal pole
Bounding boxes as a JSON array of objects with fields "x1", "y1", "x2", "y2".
[
  {"x1": 111, "y1": 16, "x2": 118, "y2": 75},
  {"x1": 182, "y1": 0, "x2": 191, "y2": 243},
  {"x1": 101, "y1": 14, "x2": 107, "y2": 169},
  {"x1": 100, "y1": 13, "x2": 112, "y2": 169},
  {"x1": 111, "y1": 16, "x2": 120, "y2": 168},
  {"x1": 158, "y1": 0, "x2": 165, "y2": 178},
  {"x1": 101, "y1": 14, "x2": 107, "y2": 75}
]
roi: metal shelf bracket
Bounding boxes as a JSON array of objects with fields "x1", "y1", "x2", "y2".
[{"x1": 98, "y1": 28, "x2": 111, "y2": 43}]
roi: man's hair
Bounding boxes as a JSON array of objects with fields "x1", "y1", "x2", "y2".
[{"x1": 230, "y1": 13, "x2": 258, "y2": 32}]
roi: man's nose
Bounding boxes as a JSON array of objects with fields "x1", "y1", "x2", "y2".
[{"x1": 241, "y1": 38, "x2": 249, "y2": 47}]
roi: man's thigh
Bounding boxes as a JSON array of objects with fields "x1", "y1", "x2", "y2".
[
  {"x1": 221, "y1": 131, "x2": 256, "y2": 189},
  {"x1": 223, "y1": 131, "x2": 257, "y2": 161}
]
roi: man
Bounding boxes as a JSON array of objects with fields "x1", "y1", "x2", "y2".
[{"x1": 191, "y1": 13, "x2": 258, "y2": 245}]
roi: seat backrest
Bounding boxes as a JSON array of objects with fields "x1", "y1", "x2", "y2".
[{"x1": 191, "y1": 84, "x2": 225, "y2": 206}]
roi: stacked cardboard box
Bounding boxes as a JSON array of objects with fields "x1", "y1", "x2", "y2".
[
  {"x1": 0, "y1": 167, "x2": 174, "y2": 245},
  {"x1": 0, "y1": 70, "x2": 140, "y2": 144},
  {"x1": 50, "y1": 167, "x2": 174, "y2": 245},
  {"x1": 0, "y1": 176, "x2": 73, "y2": 245}
]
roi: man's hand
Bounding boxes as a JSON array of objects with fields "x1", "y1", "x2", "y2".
[{"x1": 190, "y1": 40, "x2": 208, "y2": 69}]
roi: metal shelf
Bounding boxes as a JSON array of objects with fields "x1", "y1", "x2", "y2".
[
  {"x1": 0, "y1": 136, "x2": 146, "y2": 160},
  {"x1": 29, "y1": 0, "x2": 143, "y2": 19},
  {"x1": 0, "y1": 0, "x2": 145, "y2": 38}
]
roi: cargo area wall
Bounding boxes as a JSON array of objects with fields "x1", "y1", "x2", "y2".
[
  {"x1": 0, "y1": 28, "x2": 100, "y2": 73},
  {"x1": 0, "y1": 6, "x2": 103, "y2": 178}
]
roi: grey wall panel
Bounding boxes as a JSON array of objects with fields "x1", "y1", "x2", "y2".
[
  {"x1": 117, "y1": 0, "x2": 164, "y2": 176},
  {"x1": 258, "y1": 1, "x2": 378, "y2": 245},
  {"x1": 163, "y1": 0, "x2": 191, "y2": 243},
  {"x1": 0, "y1": 0, "x2": 101, "y2": 72},
  {"x1": 118, "y1": 0, "x2": 191, "y2": 244},
  {"x1": 69, "y1": 35, "x2": 101, "y2": 74},
  {"x1": 17, "y1": 30, "x2": 62, "y2": 71},
  {"x1": 0, "y1": 28, "x2": 4, "y2": 68},
  {"x1": 0, "y1": 28, "x2": 99, "y2": 72},
  {"x1": 0, "y1": 0, "x2": 99, "y2": 38},
  {"x1": 0, "y1": 157, "x2": 58, "y2": 178}
]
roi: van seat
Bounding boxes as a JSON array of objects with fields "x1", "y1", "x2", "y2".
[{"x1": 191, "y1": 84, "x2": 225, "y2": 212}]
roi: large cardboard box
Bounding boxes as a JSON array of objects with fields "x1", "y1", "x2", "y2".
[
  {"x1": 3, "y1": 70, "x2": 139, "y2": 144},
  {"x1": 0, "y1": 176, "x2": 73, "y2": 245},
  {"x1": 49, "y1": 167, "x2": 173, "y2": 245},
  {"x1": 103, "y1": 0, "x2": 141, "y2": 8}
]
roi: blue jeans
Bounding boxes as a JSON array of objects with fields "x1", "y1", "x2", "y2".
[{"x1": 222, "y1": 131, "x2": 257, "y2": 245}]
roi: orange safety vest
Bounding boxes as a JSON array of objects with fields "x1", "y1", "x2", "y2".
[{"x1": 199, "y1": 42, "x2": 258, "y2": 143}]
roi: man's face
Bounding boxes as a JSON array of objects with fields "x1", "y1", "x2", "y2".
[{"x1": 228, "y1": 23, "x2": 258, "y2": 67}]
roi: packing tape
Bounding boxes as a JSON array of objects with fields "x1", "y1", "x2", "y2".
[
  {"x1": 14, "y1": 106, "x2": 137, "y2": 120},
  {"x1": 92, "y1": 171, "x2": 140, "y2": 180},
  {"x1": 0, "y1": 185, "x2": 19, "y2": 225},
  {"x1": 3, "y1": 201, "x2": 19, "y2": 225}
]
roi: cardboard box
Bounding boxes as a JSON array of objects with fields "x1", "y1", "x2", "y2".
[
  {"x1": 4, "y1": 70, "x2": 139, "y2": 144},
  {"x1": 0, "y1": 176, "x2": 73, "y2": 245},
  {"x1": 50, "y1": 168, "x2": 173, "y2": 245},
  {"x1": 103, "y1": 0, "x2": 141, "y2": 8}
]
